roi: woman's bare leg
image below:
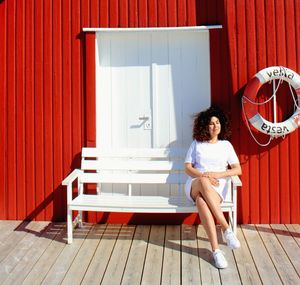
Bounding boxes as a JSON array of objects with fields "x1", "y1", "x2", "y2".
[
  {"x1": 193, "y1": 194, "x2": 219, "y2": 250},
  {"x1": 192, "y1": 177, "x2": 229, "y2": 231}
]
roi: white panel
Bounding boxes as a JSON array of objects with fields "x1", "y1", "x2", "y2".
[
  {"x1": 95, "y1": 29, "x2": 211, "y2": 196},
  {"x1": 96, "y1": 33, "x2": 112, "y2": 148},
  {"x1": 181, "y1": 31, "x2": 211, "y2": 147},
  {"x1": 151, "y1": 32, "x2": 170, "y2": 148}
]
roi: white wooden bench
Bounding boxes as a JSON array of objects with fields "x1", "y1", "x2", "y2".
[{"x1": 62, "y1": 147, "x2": 242, "y2": 244}]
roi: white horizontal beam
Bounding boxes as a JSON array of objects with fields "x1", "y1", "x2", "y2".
[{"x1": 83, "y1": 25, "x2": 222, "y2": 33}]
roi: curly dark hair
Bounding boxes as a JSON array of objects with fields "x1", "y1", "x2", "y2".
[{"x1": 192, "y1": 106, "x2": 232, "y2": 141}]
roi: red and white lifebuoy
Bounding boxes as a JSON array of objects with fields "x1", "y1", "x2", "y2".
[{"x1": 243, "y1": 66, "x2": 300, "y2": 136}]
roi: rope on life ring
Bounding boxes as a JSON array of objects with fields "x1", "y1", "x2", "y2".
[{"x1": 242, "y1": 66, "x2": 300, "y2": 146}]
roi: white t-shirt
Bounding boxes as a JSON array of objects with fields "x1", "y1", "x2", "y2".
[{"x1": 184, "y1": 140, "x2": 239, "y2": 202}]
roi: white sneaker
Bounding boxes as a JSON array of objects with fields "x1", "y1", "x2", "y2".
[
  {"x1": 213, "y1": 249, "x2": 228, "y2": 269},
  {"x1": 224, "y1": 228, "x2": 240, "y2": 250}
]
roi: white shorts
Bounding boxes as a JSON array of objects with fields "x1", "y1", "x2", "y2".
[{"x1": 184, "y1": 176, "x2": 231, "y2": 203}]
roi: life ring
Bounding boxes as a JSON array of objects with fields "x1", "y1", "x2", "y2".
[{"x1": 243, "y1": 66, "x2": 300, "y2": 136}]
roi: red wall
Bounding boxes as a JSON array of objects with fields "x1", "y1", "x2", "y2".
[{"x1": 0, "y1": 0, "x2": 299, "y2": 223}]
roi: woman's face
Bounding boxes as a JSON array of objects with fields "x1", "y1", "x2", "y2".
[{"x1": 208, "y1": 116, "x2": 221, "y2": 138}]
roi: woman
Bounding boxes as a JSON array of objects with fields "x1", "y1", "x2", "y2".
[{"x1": 184, "y1": 106, "x2": 242, "y2": 269}]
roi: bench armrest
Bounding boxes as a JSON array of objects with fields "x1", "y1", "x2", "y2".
[
  {"x1": 62, "y1": 169, "x2": 82, "y2": 186},
  {"x1": 230, "y1": 175, "x2": 242, "y2": 187},
  {"x1": 62, "y1": 169, "x2": 83, "y2": 205}
]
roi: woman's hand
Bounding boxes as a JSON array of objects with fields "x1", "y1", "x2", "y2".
[
  {"x1": 208, "y1": 177, "x2": 220, "y2": 187},
  {"x1": 203, "y1": 171, "x2": 221, "y2": 179}
]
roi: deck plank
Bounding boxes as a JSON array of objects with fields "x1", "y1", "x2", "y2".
[
  {"x1": 0, "y1": 221, "x2": 299, "y2": 284},
  {"x1": 1, "y1": 222, "x2": 54, "y2": 285},
  {"x1": 141, "y1": 225, "x2": 165, "y2": 285},
  {"x1": 257, "y1": 224, "x2": 300, "y2": 284},
  {"x1": 0, "y1": 221, "x2": 23, "y2": 242},
  {"x1": 286, "y1": 224, "x2": 300, "y2": 247},
  {"x1": 271, "y1": 224, "x2": 300, "y2": 276},
  {"x1": 81, "y1": 224, "x2": 122, "y2": 285},
  {"x1": 217, "y1": 227, "x2": 242, "y2": 285},
  {"x1": 41, "y1": 223, "x2": 92, "y2": 285},
  {"x1": 22, "y1": 223, "x2": 66, "y2": 285},
  {"x1": 161, "y1": 225, "x2": 181, "y2": 285},
  {"x1": 0, "y1": 221, "x2": 37, "y2": 263},
  {"x1": 121, "y1": 225, "x2": 150, "y2": 285},
  {"x1": 101, "y1": 225, "x2": 135, "y2": 285},
  {"x1": 233, "y1": 226, "x2": 262, "y2": 285},
  {"x1": 197, "y1": 225, "x2": 221, "y2": 285},
  {"x1": 241, "y1": 224, "x2": 282, "y2": 285},
  {"x1": 181, "y1": 224, "x2": 201, "y2": 284},
  {"x1": 61, "y1": 224, "x2": 106, "y2": 285},
  {"x1": 0, "y1": 221, "x2": 50, "y2": 284}
]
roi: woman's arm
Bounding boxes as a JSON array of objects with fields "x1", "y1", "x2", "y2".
[
  {"x1": 204, "y1": 163, "x2": 242, "y2": 179},
  {"x1": 184, "y1": 162, "x2": 203, "y2": 178},
  {"x1": 185, "y1": 163, "x2": 220, "y2": 186}
]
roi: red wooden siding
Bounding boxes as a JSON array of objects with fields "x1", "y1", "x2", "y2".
[{"x1": 0, "y1": 0, "x2": 299, "y2": 224}]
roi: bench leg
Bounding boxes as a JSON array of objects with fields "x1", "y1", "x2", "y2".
[
  {"x1": 233, "y1": 209, "x2": 237, "y2": 234},
  {"x1": 228, "y1": 210, "x2": 233, "y2": 231},
  {"x1": 67, "y1": 207, "x2": 73, "y2": 244},
  {"x1": 78, "y1": 211, "x2": 83, "y2": 227}
]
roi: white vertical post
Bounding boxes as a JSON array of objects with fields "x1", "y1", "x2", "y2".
[{"x1": 128, "y1": 183, "x2": 132, "y2": 196}]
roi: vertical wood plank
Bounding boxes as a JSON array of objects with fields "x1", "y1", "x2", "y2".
[
  {"x1": 62, "y1": 0, "x2": 72, "y2": 175},
  {"x1": 62, "y1": 0, "x2": 72, "y2": 223},
  {"x1": 43, "y1": 0, "x2": 54, "y2": 221},
  {"x1": 85, "y1": 32, "x2": 96, "y2": 147},
  {"x1": 186, "y1": 0, "x2": 196, "y2": 26},
  {"x1": 157, "y1": 0, "x2": 167, "y2": 27},
  {"x1": 246, "y1": 0, "x2": 260, "y2": 223},
  {"x1": 90, "y1": 0, "x2": 99, "y2": 26},
  {"x1": 236, "y1": 0, "x2": 250, "y2": 224},
  {"x1": 16, "y1": 0, "x2": 26, "y2": 220},
  {"x1": 148, "y1": 0, "x2": 157, "y2": 27},
  {"x1": 110, "y1": 0, "x2": 119, "y2": 27},
  {"x1": 71, "y1": 0, "x2": 82, "y2": 161},
  {"x1": 25, "y1": 0, "x2": 36, "y2": 220},
  {"x1": 52, "y1": 0, "x2": 63, "y2": 220},
  {"x1": 286, "y1": 1, "x2": 300, "y2": 223},
  {"x1": 177, "y1": 0, "x2": 186, "y2": 26},
  {"x1": 276, "y1": 0, "x2": 290, "y2": 224},
  {"x1": 265, "y1": 0, "x2": 280, "y2": 223},
  {"x1": 285, "y1": 0, "x2": 299, "y2": 224},
  {"x1": 119, "y1": 0, "x2": 129, "y2": 27},
  {"x1": 7, "y1": 0, "x2": 17, "y2": 220},
  {"x1": 99, "y1": 0, "x2": 109, "y2": 27},
  {"x1": 255, "y1": 0, "x2": 269, "y2": 223},
  {"x1": 139, "y1": 0, "x2": 148, "y2": 27},
  {"x1": 129, "y1": 0, "x2": 138, "y2": 27},
  {"x1": 0, "y1": 0, "x2": 7, "y2": 219},
  {"x1": 167, "y1": 0, "x2": 177, "y2": 27},
  {"x1": 34, "y1": 0, "x2": 45, "y2": 221}
]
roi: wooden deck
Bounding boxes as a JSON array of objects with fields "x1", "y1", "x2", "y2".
[{"x1": 0, "y1": 221, "x2": 299, "y2": 285}]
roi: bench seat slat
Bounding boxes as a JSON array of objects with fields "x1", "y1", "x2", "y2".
[
  {"x1": 81, "y1": 160, "x2": 183, "y2": 171},
  {"x1": 69, "y1": 194, "x2": 233, "y2": 213},
  {"x1": 80, "y1": 173, "x2": 187, "y2": 184},
  {"x1": 81, "y1": 147, "x2": 185, "y2": 158}
]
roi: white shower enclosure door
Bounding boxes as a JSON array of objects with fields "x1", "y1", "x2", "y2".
[{"x1": 95, "y1": 27, "x2": 212, "y2": 195}]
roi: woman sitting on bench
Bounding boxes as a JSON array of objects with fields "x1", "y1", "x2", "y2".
[{"x1": 184, "y1": 106, "x2": 242, "y2": 269}]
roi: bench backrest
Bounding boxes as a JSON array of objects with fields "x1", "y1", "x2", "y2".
[{"x1": 79, "y1": 147, "x2": 187, "y2": 184}]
